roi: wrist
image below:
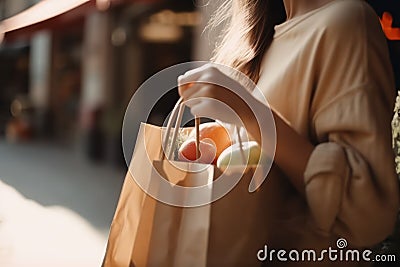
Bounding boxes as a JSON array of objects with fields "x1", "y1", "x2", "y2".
[{"x1": 241, "y1": 98, "x2": 276, "y2": 155}]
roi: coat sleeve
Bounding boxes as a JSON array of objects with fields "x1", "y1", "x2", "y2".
[
  {"x1": 304, "y1": 86, "x2": 399, "y2": 247},
  {"x1": 303, "y1": 0, "x2": 399, "y2": 247}
]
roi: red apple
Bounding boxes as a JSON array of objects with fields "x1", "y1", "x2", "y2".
[{"x1": 178, "y1": 138, "x2": 217, "y2": 164}]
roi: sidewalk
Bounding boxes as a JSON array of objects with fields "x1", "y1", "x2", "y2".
[{"x1": 0, "y1": 139, "x2": 126, "y2": 266}]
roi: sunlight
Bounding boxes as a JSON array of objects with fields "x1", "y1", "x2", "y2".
[{"x1": 0, "y1": 180, "x2": 106, "y2": 267}]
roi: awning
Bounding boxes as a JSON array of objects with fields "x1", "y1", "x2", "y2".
[
  {"x1": 0, "y1": 0, "x2": 95, "y2": 42},
  {"x1": 0, "y1": 0, "x2": 155, "y2": 43}
]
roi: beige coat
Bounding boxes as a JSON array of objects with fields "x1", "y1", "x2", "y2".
[{"x1": 255, "y1": 0, "x2": 399, "y2": 265}]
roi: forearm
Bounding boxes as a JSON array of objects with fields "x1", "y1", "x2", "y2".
[
  {"x1": 272, "y1": 112, "x2": 314, "y2": 195},
  {"x1": 243, "y1": 101, "x2": 313, "y2": 195}
]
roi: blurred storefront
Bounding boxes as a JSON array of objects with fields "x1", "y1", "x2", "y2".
[{"x1": 0, "y1": 0, "x2": 200, "y2": 165}]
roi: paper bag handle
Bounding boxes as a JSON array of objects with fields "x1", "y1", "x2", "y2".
[
  {"x1": 161, "y1": 97, "x2": 246, "y2": 165},
  {"x1": 195, "y1": 116, "x2": 200, "y2": 159},
  {"x1": 161, "y1": 97, "x2": 185, "y2": 160}
]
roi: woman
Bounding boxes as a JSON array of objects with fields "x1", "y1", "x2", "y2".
[{"x1": 178, "y1": 0, "x2": 399, "y2": 265}]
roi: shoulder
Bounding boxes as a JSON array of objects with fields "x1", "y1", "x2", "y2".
[
  {"x1": 311, "y1": 1, "x2": 395, "y2": 120},
  {"x1": 318, "y1": 0, "x2": 382, "y2": 37},
  {"x1": 313, "y1": 0, "x2": 388, "y2": 61}
]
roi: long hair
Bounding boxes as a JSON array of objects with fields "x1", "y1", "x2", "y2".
[{"x1": 210, "y1": 0, "x2": 286, "y2": 83}]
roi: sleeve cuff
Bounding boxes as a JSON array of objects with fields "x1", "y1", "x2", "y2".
[
  {"x1": 304, "y1": 142, "x2": 348, "y2": 184},
  {"x1": 303, "y1": 142, "x2": 349, "y2": 232}
]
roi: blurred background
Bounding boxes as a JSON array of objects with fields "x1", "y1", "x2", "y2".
[{"x1": 0, "y1": 0, "x2": 399, "y2": 266}]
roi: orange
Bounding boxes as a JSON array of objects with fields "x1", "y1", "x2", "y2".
[{"x1": 190, "y1": 122, "x2": 232, "y2": 164}]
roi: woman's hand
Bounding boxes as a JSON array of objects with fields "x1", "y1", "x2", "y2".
[{"x1": 178, "y1": 64, "x2": 259, "y2": 129}]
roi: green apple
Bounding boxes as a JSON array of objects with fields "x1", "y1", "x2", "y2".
[{"x1": 216, "y1": 141, "x2": 264, "y2": 168}]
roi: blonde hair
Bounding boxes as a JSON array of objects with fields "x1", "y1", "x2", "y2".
[{"x1": 209, "y1": 0, "x2": 286, "y2": 82}]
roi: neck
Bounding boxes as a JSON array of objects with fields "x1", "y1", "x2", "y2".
[{"x1": 283, "y1": 0, "x2": 334, "y2": 20}]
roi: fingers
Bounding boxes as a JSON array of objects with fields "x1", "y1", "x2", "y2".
[
  {"x1": 178, "y1": 63, "x2": 221, "y2": 96},
  {"x1": 177, "y1": 63, "x2": 249, "y2": 125},
  {"x1": 178, "y1": 63, "x2": 215, "y2": 85},
  {"x1": 177, "y1": 65, "x2": 207, "y2": 92},
  {"x1": 180, "y1": 82, "x2": 206, "y2": 99},
  {"x1": 181, "y1": 83, "x2": 223, "y2": 109},
  {"x1": 189, "y1": 98, "x2": 245, "y2": 126}
]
